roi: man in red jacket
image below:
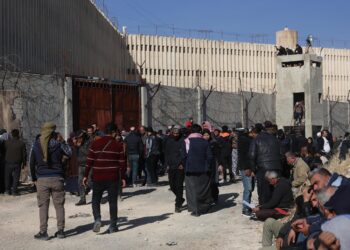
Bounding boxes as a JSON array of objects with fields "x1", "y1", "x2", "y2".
[{"x1": 83, "y1": 123, "x2": 126, "y2": 234}]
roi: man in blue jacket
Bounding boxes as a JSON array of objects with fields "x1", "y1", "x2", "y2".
[{"x1": 30, "y1": 122, "x2": 72, "y2": 240}]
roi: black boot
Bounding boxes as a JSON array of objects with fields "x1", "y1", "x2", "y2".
[
  {"x1": 54, "y1": 230, "x2": 65, "y2": 239},
  {"x1": 75, "y1": 199, "x2": 86, "y2": 206},
  {"x1": 34, "y1": 231, "x2": 49, "y2": 241}
]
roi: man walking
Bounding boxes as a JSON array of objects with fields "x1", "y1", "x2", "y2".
[
  {"x1": 182, "y1": 124, "x2": 213, "y2": 217},
  {"x1": 4, "y1": 129, "x2": 27, "y2": 196},
  {"x1": 164, "y1": 126, "x2": 185, "y2": 212},
  {"x1": 125, "y1": 126, "x2": 143, "y2": 187},
  {"x1": 30, "y1": 122, "x2": 72, "y2": 240},
  {"x1": 83, "y1": 123, "x2": 127, "y2": 234},
  {"x1": 75, "y1": 130, "x2": 92, "y2": 206}
]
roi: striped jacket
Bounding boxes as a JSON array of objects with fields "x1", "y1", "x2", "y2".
[{"x1": 85, "y1": 135, "x2": 126, "y2": 182}]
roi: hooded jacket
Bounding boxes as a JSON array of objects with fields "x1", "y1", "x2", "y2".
[{"x1": 30, "y1": 137, "x2": 72, "y2": 181}]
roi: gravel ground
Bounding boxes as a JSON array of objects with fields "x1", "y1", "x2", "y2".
[{"x1": 0, "y1": 177, "x2": 262, "y2": 250}]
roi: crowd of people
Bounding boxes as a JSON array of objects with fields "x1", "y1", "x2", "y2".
[{"x1": 1, "y1": 119, "x2": 350, "y2": 249}]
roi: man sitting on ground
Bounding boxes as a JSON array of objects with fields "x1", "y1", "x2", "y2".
[{"x1": 252, "y1": 171, "x2": 294, "y2": 221}]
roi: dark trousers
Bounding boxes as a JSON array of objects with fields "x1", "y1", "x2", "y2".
[
  {"x1": 5, "y1": 163, "x2": 21, "y2": 194},
  {"x1": 92, "y1": 180, "x2": 119, "y2": 226},
  {"x1": 168, "y1": 168, "x2": 185, "y2": 208},
  {"x1": 78, "y1": 166, "x2": 92, "y2": 201},
  {"x1": 222, "y1": 157, "x2": 233, "y2": 182},
  {"x1": 256, "y1": 168, "x2": 274, "y2": 205},
  {"x1": 255, "y1": 208, "x2": 288, "y2": 221},
  {"x1": 0, "y1": 159, "x2": 5, "y2": 193},
  {"x1": 146, "y1": 155, "x2": 159, "y2": 184}
]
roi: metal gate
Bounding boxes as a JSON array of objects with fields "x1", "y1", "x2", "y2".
[{"x1": 73, "y1": 79, "x2": 140, "y2": 132}]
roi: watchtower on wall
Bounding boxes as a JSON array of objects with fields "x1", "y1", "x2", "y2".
[{"x1": 275, "y1": 29, "x2": 323, "y2": 138}]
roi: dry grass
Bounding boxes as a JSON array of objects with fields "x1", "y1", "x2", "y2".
[{"x1": 327, "y1": 152, "x2": 350, "y2": 177}]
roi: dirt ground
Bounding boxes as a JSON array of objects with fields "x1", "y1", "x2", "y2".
[{"x1": 0, "y1": 177, "x2": 262, "y2": 250}]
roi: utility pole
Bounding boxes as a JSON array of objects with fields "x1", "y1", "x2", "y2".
[{"x1": 195, "y1": 70, "x2": 203, "y2": 124}]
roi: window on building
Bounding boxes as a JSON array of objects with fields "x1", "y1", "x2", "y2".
[
  {"x1": 162, "y1": 46, "x2": 165, "y2": 52},
  {"x1": 170, "y1": 46, "x2": 173, "y2": 52},
  {"x1": 191, "y1": 47, "x2": 194, "y2": 54},
  {"x1": 162, "y1": 69, "x2": 165, "y2": 75},
  {"x1": 145, "y1": 68, "x2": 148, "y2": 75},
  {"x1": 166, "y1": 46, "x2": 169, "y2": 52},
  {"x1": 132, "y1": 69, "x2": 135, "y2": 75},
  {"x1": 158, "y1": 69, "x2": 161, "y2": 75},
  {"x1": 223, "y1": 71, "x2": 226, "y2": 77},
  {"x1": 140, "y1": 45, "x2": 143, "y2": 51},
  {"x1": 154, "y1": 69, "x2": 157, "y2": 75},
  {"x1": 140, "y1": 68, "x2": 143, "y2": 75},
  {"x1": 131, "y1": 45, "x2": 134, "y2": 50},
  {"x1": 179, "y1": 70, "x2": 182, "y2": 76},
  {"x1": 199, "y1": 48, "x2": 202, "y2": 54},
  {"x1": 149, "y1": 69, "x2": 152, "y2": 75},
  {"x1": 195, "y1": 48, "x2": 198, "y2": 54},
  {"x1": 187, "y1": 47, "x2": 190, "y2": 53},
  {"x1": 126, "y1": 44, "x2": 130, "y2": 50},
  {"x1": 127, "y1": 68, "x2": 130, "y2": 74},
  {"x1": 175, "y1": 46, "x2": 177, "y2": 53},
  {"x1": 203, "y1": 48, "x2": 206, "y2": 54}
]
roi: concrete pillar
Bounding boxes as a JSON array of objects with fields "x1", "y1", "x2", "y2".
[
  {"x1": 141, "y1": 86, "x2": 148, "y2": 126},
  {"x1": 196, "y1": 85, "x2": 203, "y2": 124},
  {"x1": 64, "y1": 77, "x2": 73, "y2": 140}
]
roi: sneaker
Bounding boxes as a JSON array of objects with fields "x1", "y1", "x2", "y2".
[
  {"x1": 190, "y1": 211, "x2": 200, "y2": 217},
  {"x1": 54, "y1": 230, "x2": 65, "y2": 239},
  {"x1": 133, "y1": 184, "x2": 138, "y2": 188},
  {"x1": 175, "y1": 207, "x2": 181, "y2": 213},
  {"x1": 242, "y1": 211, "x2": 252, "y2": 217},
  {"x1": 34, "y1": 231, "x2": 49, "y2": 241},
  {"x1": 75, "y1": 200, "x2": 87, "y2": 206},
  {"x1": 93, "y1": 220, "x2": 102, "y2": 233},
  {"x1": 108, "y1": 225, "x2": 119, "y2": 234}
]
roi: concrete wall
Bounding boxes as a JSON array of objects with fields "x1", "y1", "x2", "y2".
[
  {"x1": 0, "y1": 70, "x2": 73, "y2": 149},
  {"x1": 127, "y1": 34, "x2": 350, "y2": 102},
  {"x1": 0, "y1": 0, "x2": 132, "y2": 80},
  {"x1": 147, "y1": 83, "x2": 276, "y2": 130}
]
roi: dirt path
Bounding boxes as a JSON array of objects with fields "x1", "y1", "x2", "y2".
[{"x1": 0, "y1": 177, "x2": 262, "y2": 250}]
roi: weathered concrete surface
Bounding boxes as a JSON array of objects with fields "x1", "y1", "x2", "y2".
[{"x1": 0, "y1": 177, "x2": 262, "y2": 250}]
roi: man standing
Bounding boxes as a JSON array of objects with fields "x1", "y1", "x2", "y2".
[
  {"x1": 4, "y1": 129, "x2": 27, "y2": 196},
  {"x1": 125, "y1": 126, "x2": 143, "y2": 187},
  {"x1": 217, "y1": 125, "x2": 233, "y2": 183},
  {"x1": 83, "y1": 123, "x2": 127, "y2": 234},
  {"x1": 248, "y1": 123, "x2": 282, "y2": 205},
  {"x1": 164, "y1": 126, "x2": 184, "y2": 213},
  {"x1": 30, "y1": 122, "x2": 72, "y2": 240},
  {"x1": 182, "y1": 124, "x2": 213, "y2": 217},
  {"x1": 75, "y1": 130, "x2": 92, "y2": 206},
  {"x1": 145, "y1": 127, "x2": 160, "y2": 186},
  {"x1": 236, "y1": 128, "x2": 254, "y2": 216}
]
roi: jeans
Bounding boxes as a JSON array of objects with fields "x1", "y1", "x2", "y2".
[
  {"x1": 92, "y1": 180, "x2": 119, "y2": 226},
  {"x1": 128, "y1": 154, "x2": 139, "y2": 185},
  {"x1": 240, "y1": 170, "x2": 254, "y2": 212}
]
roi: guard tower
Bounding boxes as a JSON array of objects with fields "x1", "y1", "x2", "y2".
[{"x1": 275, "y1": 30, "x2": 323, "y2": 138}]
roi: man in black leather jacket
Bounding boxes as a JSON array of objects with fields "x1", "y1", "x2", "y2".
[{"x1": 247, "y1": 124, "x2": 282, "y2": 205}]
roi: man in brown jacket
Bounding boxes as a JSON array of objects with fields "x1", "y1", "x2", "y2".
[
  {"x1": 4, "y1": 129, "x2": 26, "y2": 196},
  {"x1": 286, "y1": 152, "x2": 310, "y2": 195}
]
